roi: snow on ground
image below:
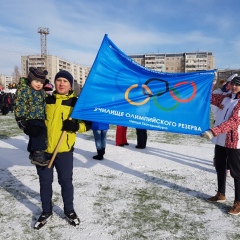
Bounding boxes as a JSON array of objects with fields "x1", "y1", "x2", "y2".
[{"x1": 0, "y1": 131, "x2": 239, "y2": 240}]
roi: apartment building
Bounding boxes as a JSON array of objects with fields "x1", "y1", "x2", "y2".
[
  {"x1": 21, "y1": 55, "x2": 91, "y2": 89},
  {"x1": 0, "y1": 75, "x2": 13, "y2": 91},
  {"x1": 217, "y1": 69, "x2": 240, "y2": 81},
  {"x1": 129, "y1": 52, "x2": 215, "y2": 73},
  {"x1": 215, "y1": 69, "x2": 240, "y2": 88}
]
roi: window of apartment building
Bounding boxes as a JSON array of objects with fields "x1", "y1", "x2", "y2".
[{"x1": 197, "y1": 54, "x2": 207, "y2": 58}]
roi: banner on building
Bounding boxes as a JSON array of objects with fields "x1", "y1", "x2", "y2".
[{"x1": 71, "y1": 34, "x2": 215, "y2": 135}]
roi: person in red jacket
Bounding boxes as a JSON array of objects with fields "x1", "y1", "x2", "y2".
[
  {"x1": 202, "y1": 76, "x2": 240, "y2": 216},
  {"x1": 115, "y1": 125, "x2": 129, "y2": 147}
]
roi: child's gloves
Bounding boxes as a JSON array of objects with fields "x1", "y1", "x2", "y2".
[
  {"x1": 16, "y1": 117, "x2": 27, "y2": 130},
  {"x1": 62, "y1": 119, "x2": 79, "y2": 132}
]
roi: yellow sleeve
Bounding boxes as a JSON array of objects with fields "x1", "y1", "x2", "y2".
[{"x1": 78, "y1": 121, "x2": 87, "y2": 133}]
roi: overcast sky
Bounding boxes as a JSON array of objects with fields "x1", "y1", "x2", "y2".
[{"x1": 1, "y1": 0, "x2": 239, "y2": 75}]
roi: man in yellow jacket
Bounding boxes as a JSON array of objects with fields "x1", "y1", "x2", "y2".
[{"x1": 34, "y1": 70, "x2": 90, "y2": 230}]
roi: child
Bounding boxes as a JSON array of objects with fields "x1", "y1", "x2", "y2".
[{"x1": 14, "y1": 67, "x2": 49, "y2": 166}]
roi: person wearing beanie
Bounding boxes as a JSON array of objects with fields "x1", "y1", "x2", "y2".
[
  {"x1": 44, "y1": 80, "x2": 54, "y2": 95},
  {"x1": 231, "y1": 76, "x2": 240, "y2": 86},
  {"x1": 227, "y1": 73, "x2": 238, "y2": 83},
  {"x1": 33, "y1": 70, "x2": 91, "y2": 229},
  {"x1": 14, "y1": 67, "x2": 49, "y2": 167},
  {"x1": 202, "y1": 76, "x2": 240, "y2": 215},
  {"x1": 221, "y1": 73, "x2": 238, "y2": 93},
  {"x1": 28, "y1": 67, "x2": 48, "y2": 84},
  {"x1": 211, "y1": 76, "x2": 234, "y2": 173},
  {"x1": 54, "y1": 70, "x2": 74, "y2": 88}
]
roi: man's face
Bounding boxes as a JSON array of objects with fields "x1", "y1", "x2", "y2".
[{"x1": 55, "y1": 78, "x2": 71, "y2": 95}]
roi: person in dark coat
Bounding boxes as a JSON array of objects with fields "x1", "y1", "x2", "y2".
[
  {"x1": 1, "y1": 92, "x2": 9, "y2": 115},
  {"x1": 135, "y1": 128, "x2": 147, "y2": 149}
]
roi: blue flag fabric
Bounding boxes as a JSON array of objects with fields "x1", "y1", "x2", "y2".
[{"x1": 71, "y1": 34, "x2": 215, "y2": 135}]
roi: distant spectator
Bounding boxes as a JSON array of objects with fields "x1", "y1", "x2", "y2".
[
  {"x1": 92, "y1": 121, "x2": 109, "y2": 160},
  {"x1": 116, "y1": 125, "x2": 128, "y2": 147},
  {"x1": 136, "y1": 128, "x2": 147, "y2": 149},
  {"x1": 1, "y1": 92, "x2": 10, "y2": 115},
  {"x1": 44, "y1": 81, "x2": 54, "y2": 95}
]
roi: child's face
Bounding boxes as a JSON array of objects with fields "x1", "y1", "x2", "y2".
[
  {"x1": 231, "y1": 82, "x2": 240, "y2": 94},
  {"x1": 30, "y1": 80, "x2": 44, "y2": 91}
]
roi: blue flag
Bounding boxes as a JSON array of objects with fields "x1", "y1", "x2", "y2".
[{"x1": 71, "y1": 34, "x2": 215, "y2": 135}]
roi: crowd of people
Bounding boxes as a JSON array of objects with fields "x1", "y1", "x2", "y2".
[{"x1": 12, "y1": 67, "x2": 240, "y2": 229}]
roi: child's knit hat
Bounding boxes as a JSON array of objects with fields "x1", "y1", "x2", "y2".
[{"x1": 28, "y1": 67, "x2": 48, "y2": 84}]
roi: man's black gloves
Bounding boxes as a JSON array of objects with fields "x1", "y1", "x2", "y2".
[
  {"x1": 16, "y1": 117, "x2": 27, "y2": 130},
  {"x1": 62, "y1": 119, "x2": 79, "y2": 132}
]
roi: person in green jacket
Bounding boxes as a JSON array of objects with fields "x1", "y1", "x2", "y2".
[{"x1": 14, "y1": 67, "x2": 49, "y2": 166}]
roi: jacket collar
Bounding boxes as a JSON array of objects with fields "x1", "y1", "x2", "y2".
[{"x1": 52, "y1": 90, "x2": 75, "y2": 99}]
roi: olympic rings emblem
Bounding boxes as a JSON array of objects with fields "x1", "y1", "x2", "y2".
[
  {"x1": 124, "y1": 78, "x2": 197, "y2": 111},
  {"x1": 125, "y1": 84, "x2": 151, "y2": 106},
  {"x1": 170, "y1": 81, "x2": 197, "y2": 103}
]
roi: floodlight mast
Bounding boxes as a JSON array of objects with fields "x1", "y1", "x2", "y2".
[{"x1": 38, "y1": 27, "x2": 49, "y2": 71}]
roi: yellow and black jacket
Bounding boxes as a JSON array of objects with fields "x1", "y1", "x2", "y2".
[{"x1": 45, "y1": 90, "x2": 87, "y2": 154}]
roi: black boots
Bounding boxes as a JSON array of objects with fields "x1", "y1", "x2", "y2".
[
  {"x1": 93, "y1": 149, "x2": 104, "y2": 160},
  {"x1": 102, "y1": 148, "x2": 105, "y2": 155}
]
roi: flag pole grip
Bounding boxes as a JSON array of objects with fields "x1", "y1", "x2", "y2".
[{"x1": 47, "y1": 118, "x2": 72, "y2": 168}]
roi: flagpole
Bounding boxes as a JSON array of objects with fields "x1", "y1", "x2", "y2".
[
  {"x1": 47, "y1": 117, "x2": 72, "y2": 168},
  {"x1": 47, "y1": 130, "x2": 66, "y2": 168}
]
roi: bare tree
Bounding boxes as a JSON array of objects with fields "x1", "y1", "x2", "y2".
[
  {"x1": 12, "y1": 65, "x2": 21, "y2": 83},
  {"x1": 73, "y1": 80, "x2": 81, "y2": 97},
  {"x1": 0, "y1": 78, "x2": 4, "y2": 88}
]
